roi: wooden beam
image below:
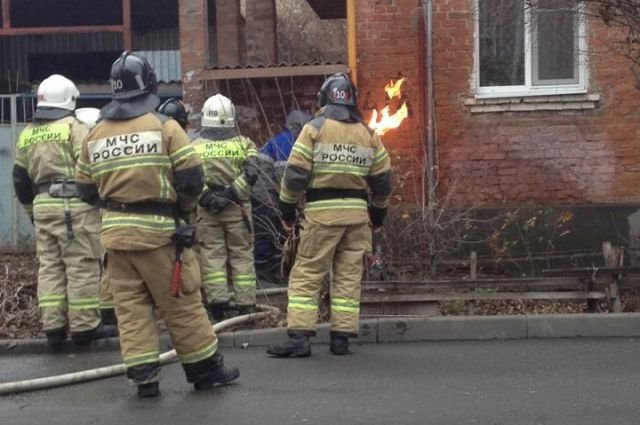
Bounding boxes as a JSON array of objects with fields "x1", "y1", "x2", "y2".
[
  {"x1": 361, "y1": 291, "x2": 608, "y2": 303},
  {"x1": 0, "y1": 25, "x2": 125, "y2": 36},
  {"x1": 2, "y1": 0, "x2": 10, "y2": 29},
  {"x1": 541, "y1": 265, "x2": 640, "y2": 277},
  {"x1": 200, "y1": 64, "x2": 349, "y2": 81},
  {"x1": 122, "y1": 0, "x2": 132, "y2": 51}
]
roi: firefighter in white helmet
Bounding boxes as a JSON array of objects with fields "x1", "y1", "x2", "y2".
[
  {"x1": 193, "y1": 94, "x2": 259, "y2": 321},
  {"x1": 12, "y1": 75, "x2": 116, "y2": 346},
  {"x1": 74, "y1": 106, "x2": 117, "y2": 326}
]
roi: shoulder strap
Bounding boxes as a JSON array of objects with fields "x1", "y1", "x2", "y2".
[{"x1": 307, "y1": 116, "x2": 326, "y2": 131}]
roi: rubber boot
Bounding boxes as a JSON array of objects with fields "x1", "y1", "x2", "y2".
[
  {"x1": 71, "y1": 323, "x2": 119, "y2": 346},
  {"x1": 137, "y1": 382, "x2": 160, "y2": 398},
  {"x1": 266, "y1": 331, "x2": 312, "y2": 358},
  {"x1": 330, "y1": 332, "x2": 350, "y2": 355},
  {"x1": 191, "y1": 353, "x2": 240, "y2": 391},
  {"x1": 207, "y1": 302, "x2": 228, "y2": 323},
  {"x1": 45, "y1": 328, "x2": 67, "y2": 348}
]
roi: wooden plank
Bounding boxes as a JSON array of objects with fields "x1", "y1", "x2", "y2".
[
  {"x1": 361, "y1": 292, "x2": 608, "y2": 303},
  {"x1": 603, "y1": 242, "x2": 624, "y2": 313},
  {"x1": 470, "y1": 251, "x2": 477, "y2": 280},
  {"x1": 200, "y1": 64, "x2": 349, "y2": 80},
  {"x1": 2, "y1": 0, "x2": 10, "y2": 29},
  {"x1": 0, "y1": 25, "x2": 125, "y2": 36},
  {"x1": 541, "y1": 265, "x2": 640, "y2": 277},
  {"x1": 362, "y1": 277, "x2": 600, "y2": 289},
  {"x1": 122, "y1": 0, "x2": 132, "y2": 51}
]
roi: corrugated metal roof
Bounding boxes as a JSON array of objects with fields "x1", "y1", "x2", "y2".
[
  {"x1": 134, "y1": 50, "x2": 181, "y2": 83},
  {"x1": 206, "y1": 59, "x2": 345, "y2": 71}
]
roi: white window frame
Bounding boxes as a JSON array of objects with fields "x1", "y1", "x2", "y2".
[{"x1": 474, "y1": 1, "x2": 588, "y2": 99}]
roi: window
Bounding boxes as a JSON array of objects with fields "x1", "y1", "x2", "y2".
[{"x1": 476, "y1": 0, "x2": 586, "y2": 97}]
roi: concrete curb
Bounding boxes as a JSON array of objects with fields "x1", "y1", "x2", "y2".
[{"x1": 4, "y1": 313, "x2": 640, "y2": 355}]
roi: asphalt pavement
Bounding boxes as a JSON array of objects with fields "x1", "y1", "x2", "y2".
[{"x1": 1, "y1": 338, "x2": 640, "y2": 425}]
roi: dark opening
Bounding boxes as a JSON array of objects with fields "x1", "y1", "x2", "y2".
[
  {"x1": 28, "y1": 52, "x2": 122, "y2": 82},
  {"x1": 10, "y1": 0, "x2": 122, "y2": 27},
  {"x1": 131, "y1": 0, "x2": 178, "y2": 32}
]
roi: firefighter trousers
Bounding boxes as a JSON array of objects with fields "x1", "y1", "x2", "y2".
[
  {"x1": 35, "y1": 208, "x2": 102, "y2": 333},
  {"x1": 287, "y1": 218, "x2": 372, "y2": 336},
  {"x1": 107, "y1": 244, "x2": 218, "y2": 384},
  {"x1": 99, "y1": 253, "x2": 115, "y2": 311},
  {"x1": 197, "y1": 217, "x2": 257, "y2": 307}
]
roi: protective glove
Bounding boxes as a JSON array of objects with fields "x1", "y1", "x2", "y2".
[
  {"x1": 279, "y1": 200, "x2": 297, "y2": 231},
  {"x1": 199, "y1": 189, "x2": 232, "y2": 214},
  {"x1": 368, "y1": 206, "x2": 387, "y2": 229}
]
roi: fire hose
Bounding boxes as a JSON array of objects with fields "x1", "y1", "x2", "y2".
[{"x1": 0, "y1": 304, "x2": 280, "y2": 396}]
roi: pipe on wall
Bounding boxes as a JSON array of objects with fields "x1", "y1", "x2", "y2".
[{"x1": 347, "y1": 0, "x2": 357, "y2": 85}]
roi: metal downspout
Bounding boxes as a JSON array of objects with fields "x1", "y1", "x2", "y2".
[{"x1": 423, "y1": 0, "x2": 437, "y2": 205}]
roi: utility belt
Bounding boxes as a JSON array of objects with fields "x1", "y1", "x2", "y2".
[
  {"x1": 36, "y1": 179, "x2": 78, "y2": 241},
  {"x1": 103, "y1": 201, "x2": 177, "y2": 218},
  {"x1": 305, "y1": 188, "x2": 368, "y2": 203},
  {"x1": 36, "y1": 179, "x2": 78, "y2": 198}
]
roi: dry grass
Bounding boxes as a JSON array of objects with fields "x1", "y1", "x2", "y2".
[{"x1": 0, "y1": 253, "x2": 41, "y2": 338}]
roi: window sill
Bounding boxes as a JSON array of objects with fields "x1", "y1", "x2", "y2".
[{"x1": 464, "y1": 93, "x2": 600, "y2": 114}]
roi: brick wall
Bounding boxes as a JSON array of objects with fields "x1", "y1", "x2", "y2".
[
  {"x1": 245, "y1": 0, "x2": 277, "y2": 65},
  {"x1": 356, "y1": 0, "x2": 640, "y2": 207},
  {"x1": 356, "y1": 0, "x2": 426, "y2": 202},
  {"x1": 216, "y1": 0, "x2": 243, "y2": 66},
  {"x1": 179, "y1": 0, "x2": 209, "y2": 124}
]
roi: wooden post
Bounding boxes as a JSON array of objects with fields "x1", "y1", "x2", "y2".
[
  {"x1": 122, "y1": 0, "x2": 132, "y2": 51},
  {"x1": 470, "y1": 251, "x2": 477, "y2": 281},
  {"x1": 603, "y1": 241, "x2": 623, "y2": 313},
  {"x1": 2, "y1": 0, "x2": 10, "y2": 29}
]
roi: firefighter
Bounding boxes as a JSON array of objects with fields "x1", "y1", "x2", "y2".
[
  {"x1": 75, "y1": 106, "x2": 117, "y2": 325},
  {"x1": 12, "y1": 74, "x2": 115, "y2": 347},
  {"x1": 76, "y1": 51, "x2": 239, "y2": 398},
  {"x1": 157, "y1": 98, "x2": 189, "y2": 131},
  {"x1": 266, "y1": 72, "x2": 392, "y2": 357},
  {"x1": 193, "y1": 94, "x2": 259, "y2": 321}
]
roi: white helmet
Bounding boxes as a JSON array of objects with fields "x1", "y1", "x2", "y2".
[
  {"x1": 201, "y1": 94, "x2": 236, "y2": 128},
  {"x1": 37, "y1": 74, "x2": 79, "y2": 111},
  {"x1": 75, "y1": 107, "x2": 101, "y2": 129}
]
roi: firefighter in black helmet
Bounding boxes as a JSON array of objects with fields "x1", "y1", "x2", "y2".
[
  {"x1": 267, "y1": 72, "x2": 392, "y2": 357},
  {"x1": 157, "y1": 98, "x2": 189, "y2": 131},
  {"x1": 76, "y1": 51, "x2": 239, "y2": 397}
]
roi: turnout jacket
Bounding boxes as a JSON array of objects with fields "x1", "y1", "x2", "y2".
[
  {"x1": 191, "y1": 128, "x2": 259, "y2": 221},
  {"x1": 280, "y1": 108, "x2": 392, "y2": 226},
  {"x1": 75, "y1": 112, "x2": 203, "y2": 250},
  {"x1": 13, "y1": 115, "x2": 92, "y2": 217}
]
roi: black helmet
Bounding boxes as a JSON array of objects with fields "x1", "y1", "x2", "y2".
[
  {"x1": 318, "y1": 72, "x2": 357, "y2": 108},
  {"x1": 158, "y1": 98, "x2": 188, "y2": 129},
  {"x1": 110, "y1": 51, "x2": 157, "y2": 100}
]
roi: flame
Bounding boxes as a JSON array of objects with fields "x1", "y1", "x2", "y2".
[
  {"x1": 369, "y1": 77, "x2": 409, "y2": 136},
  {"x1": 384, "y1": 77, "x2": 406, "y2": 99},
  {"x1": 369, "y1": 103, "x2": 409, "y2": 136}
]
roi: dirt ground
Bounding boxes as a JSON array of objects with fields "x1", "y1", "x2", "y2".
[{"x1": 0, "y1": 253, "x2": 40, "y2": 338}]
